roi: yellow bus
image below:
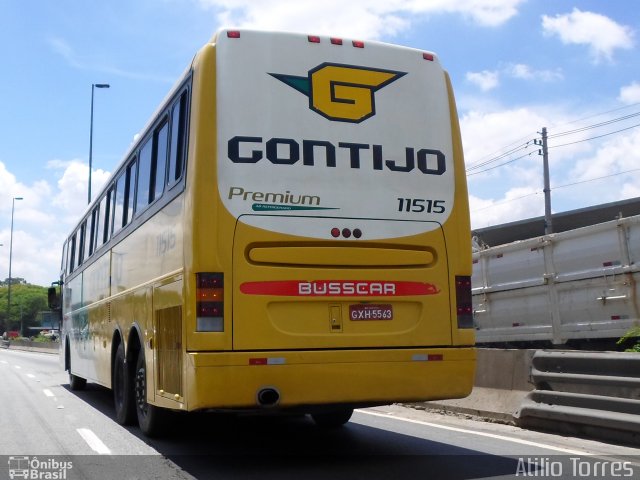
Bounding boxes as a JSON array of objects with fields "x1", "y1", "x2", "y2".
[{"x1": 52, "y1": 29, "x2": 475, "y2": 436}]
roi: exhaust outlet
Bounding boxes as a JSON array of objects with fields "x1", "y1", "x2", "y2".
[{"x1": 257, "y1": 387, "x2": 280, "y2": 407}]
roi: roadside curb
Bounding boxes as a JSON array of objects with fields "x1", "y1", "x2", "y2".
[{"x1": 405, "y1": 387, "x2": 530, "y2": 425}]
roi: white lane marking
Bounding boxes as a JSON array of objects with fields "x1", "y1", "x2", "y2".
[
  {"x1": 43, "y1": 389, "x2": 55, "y2": 397},
  {"x1": 77, "y1": 428, "x2": 111, "y2": 455},
  {"x1": 357, "y1": 410, "x2": 591, "y2": 456}
]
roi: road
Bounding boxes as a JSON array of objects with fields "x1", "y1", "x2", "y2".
[{"x1": 1, "y1": 347, "x2": 638, "y2": 480}]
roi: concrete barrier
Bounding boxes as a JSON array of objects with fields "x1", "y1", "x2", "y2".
[
  {"x1": 517, "y1": 350, "x2": 640, "y2": 445},
  {"x1": 2, "y1": 339, "x2": 60, "y2": 354},
  {"x1": 410, "y1": 348, "x2": 535, "y2": 423}
]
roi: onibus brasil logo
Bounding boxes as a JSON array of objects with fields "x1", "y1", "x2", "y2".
[{"x1": 270, "y1": 63, "x2": 406, "y2": 123}]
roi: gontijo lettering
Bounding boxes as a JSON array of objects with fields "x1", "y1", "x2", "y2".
[{"x1": 228, "y1": 136, "x2": 446, "y2": 175}]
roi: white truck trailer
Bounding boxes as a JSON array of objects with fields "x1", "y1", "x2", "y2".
[{"x1": 472, "y1": 214, "x2": 640, "y2": 345}]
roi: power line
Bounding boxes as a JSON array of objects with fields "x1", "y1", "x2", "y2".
[
  {"x1": 548, "y1": 111, "x2": 640, "y2": 139},
  {"x1": 470, "y1": 167, "x2": 640, "y2": 212},
  {"x1": 467, "y1": 151, "x2": 535, "y2": 176},
  {"x1": 466, "y1": 106, "x2": 640, "y2": 175},
  {"x1": 549, "y1": 122, "x2": 640, "y2": 150}
]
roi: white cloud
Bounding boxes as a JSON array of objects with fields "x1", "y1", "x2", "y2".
[
  {"x1": 47, "y1": 37, "x2": 174, "y2": 83},
  {"x1": 541, "y1": 8, "x2": 634, "y2": 63},
  {"x1": 0, "y1": 160, "x2": 110, "y2": 286},
  {"x1": 505, "y1": 63, "x2": 563, "y2": 82},
  {"x1": 461, "y1": 108, "x2": 548, "y2": 169},
  {"x1": 49, "y1": 160, "x2": 110, "y2": 223},
  {"x1": 619, "y1": 82, "x2": 640, "y2": 104},
  {"x1": 469, "y1": 187, "x2": 544, "y2": 230},
  {"x1": 568, "y1": 128, "x2": 640, "y2": 185},
  {"x1": 196, "y1": 0, "x2": 525, "y2": 39},
  {"x1": 466, "y1": 70, "x2": 499, "y2": 91},
  {"x1": 466, "y1": 63, "x2": 563, "y2": 92}
]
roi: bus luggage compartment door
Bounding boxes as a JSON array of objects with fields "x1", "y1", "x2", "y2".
[{"x1": 231, "y1": 217, "x2": 452, "y2": 351}]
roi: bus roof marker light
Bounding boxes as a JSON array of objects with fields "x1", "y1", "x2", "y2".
[
  {"x1": 227, "y1": 31, "x2": 241, "y2": 39},
  {"x1": 308, "y1": 35, "x2": 321, "y2": 43},
  {"x1": 330, "y1": 38, "x2": 343, "y2": 45},
  {"x1": 423, "y1": 52, "x2": 434, "y2": 61},
  {"x1": 331, "y1": 228, "x2": 340, "y2": 238},
  {"x1": 352, "y1": 40, "x2": 365, "y2": 48}
]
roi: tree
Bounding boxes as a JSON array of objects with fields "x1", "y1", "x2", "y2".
[{"x1": 0, "y1": 283, "x2": 48, "y2": 335}]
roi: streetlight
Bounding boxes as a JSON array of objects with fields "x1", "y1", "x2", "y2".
[
  {"x1": 88, "y1": 83, "x2": 110, "y2": 204},
  {"x1": 7, "y1": 196, "x2": 23, "y2": 333}
]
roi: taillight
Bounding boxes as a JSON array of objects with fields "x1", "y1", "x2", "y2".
[
  {"x1": 455, "y1": 275, "x2": 473, "y2": 329},
  {"x1": 196, "y1": 273, "x2": 224, "y2": 332}
]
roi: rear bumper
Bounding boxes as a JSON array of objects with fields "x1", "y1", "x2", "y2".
[{"x1": 184, "y1": 347, "x2": 476, "y2": 411}]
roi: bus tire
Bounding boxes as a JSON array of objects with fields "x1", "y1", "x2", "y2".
[
  {"x1": 134, "y1": 348, "x2": 167, "y2": 437},
  {"x1": 311, "y1": 408, "x2": 354, "y2": 428},
  {"x1": 66, "y1": 339, "x2": 86, "y2": 391},
  {"x1": 69, "y1": 372, "x2": 87, "y2": 391},
  {"x1": 113, "y1": 342, "x2": 136, "y2": 425}
]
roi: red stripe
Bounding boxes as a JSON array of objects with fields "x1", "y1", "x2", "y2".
[{"x1": 239, "y1": 280, "x2": 439, "y2": 297}]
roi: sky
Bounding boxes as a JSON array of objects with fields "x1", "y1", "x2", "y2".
[{"x1": 1, "y1": 0, "x2": 639, "y2": 286}]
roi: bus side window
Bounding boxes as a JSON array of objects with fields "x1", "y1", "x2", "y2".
[
  {"x1": 69, "y1": 234, "x2": 77, "y2": 273},
  {"x1": 61, "y1": 240, "x2": 68, "y2": 276},
  {"x1": 103, "y1": 188, "x2": 114, "y2": 244},
  {"x1": 113, "y1": 173, "x2": 127, "y2": 236},
  {"x1": 125, "y1": 158, "x2": 137, "y2": 222},
  {"x1": 97, "y1": 194, "x2": 106, "y2": 247},
  {"x1": 78, "y1": 221, "x2": 87, "y2": 266},
  {"x1": 152, "y1": 119, "x2": 169, "y2": 202},
  {"x1": 136, "y1": 139, "x2": 152, "y2": 214},
  {"x1": 89, "y1": 206, "x2": 99, "y2": 256},
  {"x1": 168, "y1": 90, "x2": 187, "y2": 186}
]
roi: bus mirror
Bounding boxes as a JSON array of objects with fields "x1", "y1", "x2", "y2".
[{"x1": 48, "y1": 286, "x2": 61, "y2": 311}]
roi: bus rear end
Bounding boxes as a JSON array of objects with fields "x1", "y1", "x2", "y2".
[{"x1": 185, "y1": 29, "x2": 475, "y2": 419}]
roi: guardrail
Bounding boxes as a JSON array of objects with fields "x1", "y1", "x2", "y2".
[{"x1": 517, "y1": 350, "x2": 640, "y2": 446}]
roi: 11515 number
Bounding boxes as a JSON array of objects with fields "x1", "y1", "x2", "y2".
[{"x1": 397, "y1": 198, "x2": 446, "y2": 213}]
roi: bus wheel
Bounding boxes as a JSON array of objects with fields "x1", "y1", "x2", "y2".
[
  {"x1": 66, "y1": 339, "x2": 86, "y2": 391},
  {"x1": 134, "y1": 349, "x2": 166, "y2": 437},
  {"x1": 311, "y1": 408, "x2": 354, "y2": 428},
  {"x1": 113, "y1": 343, "x2": 135, "y2": 425},
  {"x1": 69, "y1": 372, "x2": 87, "y2": 391}
]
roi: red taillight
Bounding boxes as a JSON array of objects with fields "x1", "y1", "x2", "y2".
[
  {"x1": 455, "y1": 275, "x2": 474, "y2": 329},
  {"x1": 227, "y1": 30, "x2": 240, "y2": 38},
  {"x1": 331, "y1": 228, "x2": 340, "y2": 238},
  {"x1": 197, "y1": 273, "x2": 223, "y2": 289},
  {"x1": 196, "y1": 273, "x2": 224, "y2": 332},
  {"x1": 308, "y1": 35, "x2": 321, "y2": 43}
]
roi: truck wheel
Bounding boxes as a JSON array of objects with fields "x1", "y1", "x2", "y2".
[
  {"x1": 311, "y1": 408, "x2": 354, "y2": 428},
  {"x1": 113, "y1": 342, "x2": 136, "y2": 425},
  {"x1": 134, "y1": 348, "x2": 167, "y2": 437}
]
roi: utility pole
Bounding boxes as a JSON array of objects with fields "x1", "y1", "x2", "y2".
[{"x1": 536, "y1": 127, "x2": 552, "y2": 235}]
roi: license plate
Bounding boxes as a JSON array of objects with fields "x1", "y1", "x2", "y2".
[{"x1": 349, "y1": 304, "x2": 393, "y2": 321}]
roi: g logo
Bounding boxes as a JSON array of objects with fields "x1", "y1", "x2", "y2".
[{"x1": 270, "y1": 63, "x2": 406, "y2": 123}]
